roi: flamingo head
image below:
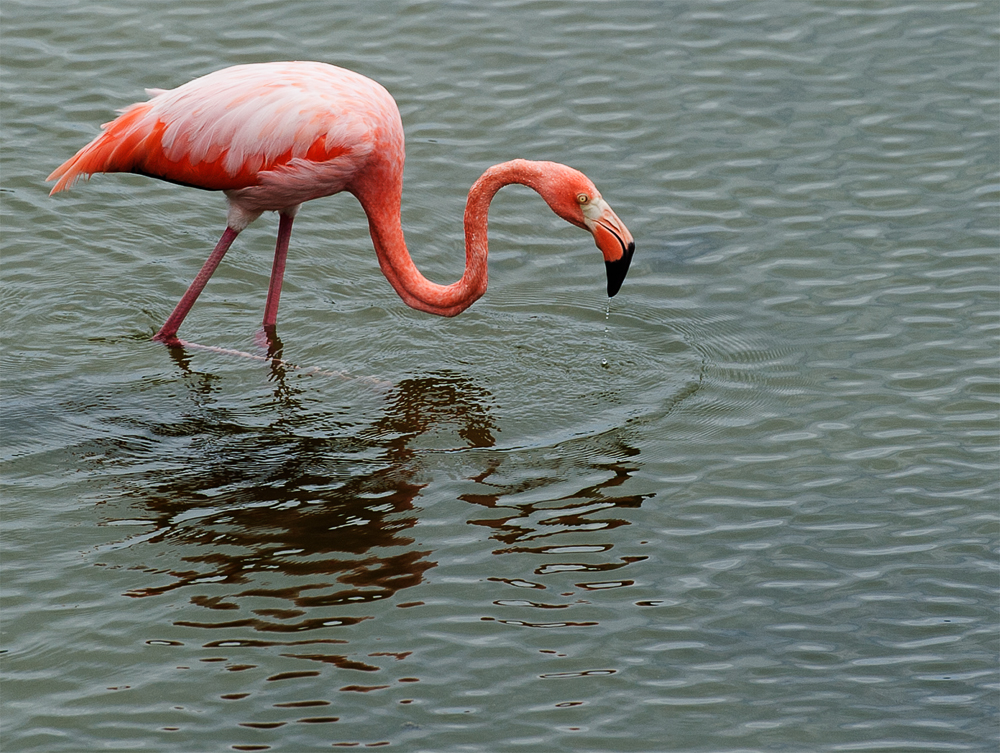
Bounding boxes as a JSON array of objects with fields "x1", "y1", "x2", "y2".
[{"x1": 533, "y1": 162, "x2": 636, "y2": 297}]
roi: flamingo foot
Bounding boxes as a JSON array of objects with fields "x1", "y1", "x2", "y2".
[
  {"x1": 253, "y1": 324, "x2": 283, "y2": 355},
  {"x1": 152, "y1": 329, "x2": 184, "y2": 348}
]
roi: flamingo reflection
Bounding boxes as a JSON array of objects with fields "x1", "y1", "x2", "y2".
[{"x1": 114, "y1": 370, "x2": 495, "y2": 634}]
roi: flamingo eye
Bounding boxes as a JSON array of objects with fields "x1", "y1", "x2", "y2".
[{"x1": 576, "y1": 193, "x2": 589, "y2": 204}]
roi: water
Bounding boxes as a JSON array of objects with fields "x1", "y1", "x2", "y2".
[{"x1": 2, "y1": 1, "x2": 998, "y2": 751}]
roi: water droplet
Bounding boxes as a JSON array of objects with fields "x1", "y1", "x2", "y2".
[{"x1": 600, "y1": 301, "x2": 612, "y2": 368}]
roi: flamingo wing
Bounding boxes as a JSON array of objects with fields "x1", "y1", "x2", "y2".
[{"x1": 47, "y1": 62, "x2": 396, "y2": 201}]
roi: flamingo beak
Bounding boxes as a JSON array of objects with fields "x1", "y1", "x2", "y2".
[{"x1": 583, "y1": 198, "x2": 635, "y2": 297}]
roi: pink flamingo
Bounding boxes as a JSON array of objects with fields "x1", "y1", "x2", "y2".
[{"x1": 48, "y1": 61, "x2": 635, "y2": 346}]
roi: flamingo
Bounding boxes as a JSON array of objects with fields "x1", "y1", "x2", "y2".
[{"x1": 48, "y1": 61, "x2": 635, "y2": 346}]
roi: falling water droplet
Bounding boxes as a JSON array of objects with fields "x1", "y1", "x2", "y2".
[{"x1": 600, "y1": 299, "x2": 612, "y2": 369}]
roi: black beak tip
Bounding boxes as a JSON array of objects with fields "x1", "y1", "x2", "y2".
[{"x1": 605, "y1": 241, "x2": 635, "y2": 297}]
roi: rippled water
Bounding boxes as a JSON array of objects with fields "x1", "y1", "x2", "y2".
[{"x1": 3, "y1": 1, "x2": 998, "y2": 751}]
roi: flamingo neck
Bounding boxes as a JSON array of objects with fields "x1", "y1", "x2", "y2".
[{"x1": 354, "y1": 160, "x2": 551, "y2": 317}]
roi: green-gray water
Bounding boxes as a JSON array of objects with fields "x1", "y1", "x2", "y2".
[{"x1": 2, "y1": 1, "x2": 997, "y2": 751}]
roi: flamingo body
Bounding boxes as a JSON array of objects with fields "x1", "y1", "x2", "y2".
[
  {"x1": 48, "y1": 62, "x2": 634, "y2": 345},
  {"x1": 49, "y1": 62, "x2": 397, "y2": 223}
]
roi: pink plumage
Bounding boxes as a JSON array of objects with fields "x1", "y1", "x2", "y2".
[
  {"x1": 49, "y1": 63, "x2": 394, "y2": 210},
  {"x1": 48, "y1": 61, "x2": 634, "y2": 346}
]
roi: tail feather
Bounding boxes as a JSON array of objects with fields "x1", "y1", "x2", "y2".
[{"x1": 47, "y1": 102, "x2": 157, "y2": 194}]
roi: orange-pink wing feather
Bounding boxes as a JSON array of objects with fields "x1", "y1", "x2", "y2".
[{"x1": 48, "y1": 62, "x2": 399, "y2": 200}]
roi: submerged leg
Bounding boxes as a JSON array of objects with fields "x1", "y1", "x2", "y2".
[
  {"x1": 262, "y1": 211, "x2": 295, "y2": 328},
  {"x1": 153, "y1": 226, "x2": 240, "y2": 345}
]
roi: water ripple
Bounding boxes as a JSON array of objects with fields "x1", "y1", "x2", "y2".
[{"x1": 3, "y1": 0, "x2": 997, "y2": 751}]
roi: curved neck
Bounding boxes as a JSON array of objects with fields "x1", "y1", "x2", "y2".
[{"x1": 353, "y1": 160, "x2": 550, "y2": 317}]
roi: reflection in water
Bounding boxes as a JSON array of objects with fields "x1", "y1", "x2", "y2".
[
  {"x1": 105, "y1": 364, "x2": 496, "y2": 634},
  {"x1": 462, "y1": 431, "x2": 653, "y2": 629},
  {"x1": 82, "y1": 356, "x2": 652, "y2": 743},
  {"x1": 93, "y1": 354, "x2": 649, "y2": 638},
  {"x1": 463, "y1": 433, "x2": 651, "y2": 550}
]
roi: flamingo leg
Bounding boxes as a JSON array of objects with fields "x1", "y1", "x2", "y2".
[
  {"x1": 153, "y1": 226, "x2": 240, "y2": 345},
  {"x1": 262, "y1": 211, "x2": 295, "y2": 328}
]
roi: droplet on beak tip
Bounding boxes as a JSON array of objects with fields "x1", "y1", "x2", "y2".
[{"x1": 605, "y1": 242, "x2": 635, "y2": 297}]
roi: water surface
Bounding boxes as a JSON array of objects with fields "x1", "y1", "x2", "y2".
[{"x1": 2, "y1": 1, "x2": 998, "y2": 751}]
